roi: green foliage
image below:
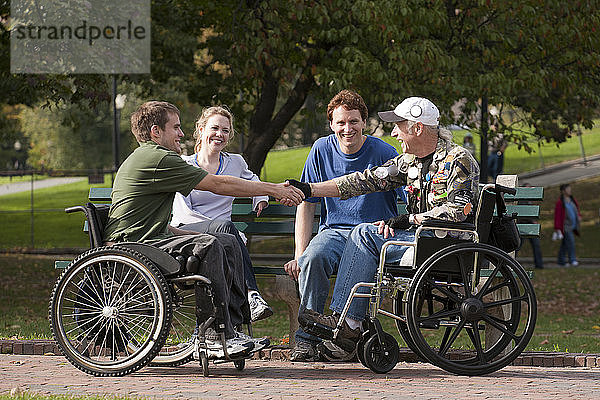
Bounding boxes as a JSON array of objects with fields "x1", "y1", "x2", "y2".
[{"x1": 2, "y1": 0, "x2": 600, "y2": 177}]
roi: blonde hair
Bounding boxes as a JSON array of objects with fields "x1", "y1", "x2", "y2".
[{"x1": 193, "y1": 106, "x2": 235, "y2": 151}]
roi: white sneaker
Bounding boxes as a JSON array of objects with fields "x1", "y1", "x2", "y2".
[
  {"x1": 204, "y1": 336, "x2": 255, "y2": 359},
  {"x1": 235, "y1": 329, "x2": 270, "y2": 353},
  {"x1": 248, "y1": 291, "x2": 273, "y2": 322},
  {"x1": 570, "y1": 261, "x2": 579, "y2": 267}
]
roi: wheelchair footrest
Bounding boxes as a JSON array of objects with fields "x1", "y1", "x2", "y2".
[{"x1": 302, "y1": 321, "x2": 335, "y2": 341}]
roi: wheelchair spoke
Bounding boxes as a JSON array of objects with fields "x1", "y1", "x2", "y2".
[
  {"x1": 482, "y1": 280, "x2": 512, "y2": 297},
  {"x1": 466, "y1": 326, "x2": 486, "y2": 363},
  {"x1": 417, "y1": 308, "x2": 461, "y2": 324},
  {"x1": 482, "y1": 314, "x2": 520, "y2": 340},
  {"x1": 457, "y1": 253, "x2": 472, "y2": 297},
  {"x1": 438, "y1": 319, "x2": 466, "y2": 356},
  {"x1": 425, "y1": 278, "x2": 462, "y2": 304},
  {"x1": 475, "y1": 259, "x2": 505, "y2": 301},
  {"x1": 484, "y1": 294, "x2": 529, "y2": 309}
]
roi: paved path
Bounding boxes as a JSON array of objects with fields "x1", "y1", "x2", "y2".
[
  {"x1": 1, "y1": 355, "x2": 599, "y2": 399},
  {"x1": 518, "y1": 154, "x2": 600, "y2": 188},
  {"x1": 0, "y1": 177, "x2": 84, "y2": 196}
]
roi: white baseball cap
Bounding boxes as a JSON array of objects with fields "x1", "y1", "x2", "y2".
[{"x1": 378, "y1": 97, "x2": 440, "y2": 126}]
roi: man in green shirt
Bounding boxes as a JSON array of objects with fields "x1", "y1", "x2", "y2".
[{"x1": 104, "y1": 101, "x2": 304, "y2": 358}]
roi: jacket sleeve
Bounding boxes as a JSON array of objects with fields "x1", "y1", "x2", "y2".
[{"x1": 332, "y1": 156, "x2": 406, "y2": 200}]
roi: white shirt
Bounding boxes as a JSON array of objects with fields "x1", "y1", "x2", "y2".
[{"x1": 170, "y1": 152, "x2": 269, "y2": 227}]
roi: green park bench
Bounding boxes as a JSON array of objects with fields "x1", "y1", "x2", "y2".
[{"x1": 55, "y1": 174, "x2": 542, "y2": 346}]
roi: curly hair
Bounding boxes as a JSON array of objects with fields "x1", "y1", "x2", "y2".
[
  {"x1": 326, "y1": 90, "x2": 368, "y2": 122},
  {"x1": 130, "y1": 101, "x2": 180, "y2": 143}
]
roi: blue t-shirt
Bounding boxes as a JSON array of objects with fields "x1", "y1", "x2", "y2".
[
  {"x1": 301, "y1": 134, "x2": 400, "y2": 230},
  {"x1": 564, "y1": 199, "x2": 578, "y2": 231}
]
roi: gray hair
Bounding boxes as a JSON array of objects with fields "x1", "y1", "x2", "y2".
[{"x1": 406, "y1": 121, "x2": 453, "y2": 141}]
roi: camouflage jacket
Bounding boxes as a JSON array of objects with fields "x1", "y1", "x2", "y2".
[{"x1": 333, "y1": 137, "x2": 480, "y2": 222}]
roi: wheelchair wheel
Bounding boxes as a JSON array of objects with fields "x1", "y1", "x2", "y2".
[
  {"x1": 392, "y1": 292, "x2": 427, "y2": 362},
  {"x1": 362, "y1": 332, "x2": 399, "y2": 374},
  {"x1": 149, "y1": 285, "x2": 196, "y2": 367},
  {"x1": 234, "y1": 359, "x2": 245, "y2": 371},
  {"x1": 406, "y1": 243, "x2": 536, "y2": 376},
  {"x1": 49, "y1": 246, "x2": 173, "y2": 377}
]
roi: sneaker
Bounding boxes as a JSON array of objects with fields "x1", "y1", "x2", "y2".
[
  {"x1": 298, "y1": 310, "x2": 360, "y2": 353},
  {"x1": 290, "y1": 340, "x2": 319, "y2": 362},
  {"x1": 317, "y1": 340, "x2": 357, "y2": 362},
  {"x1": 248, "y1": 291, "x2": 274, "y2": 322},
  {"x1": 204, "y1": 336, "x2": 255, "y2": 359},
  {"x1": 235, "y1": 329, "x2": 271, "y2": 353},
  {"x1": 570, "y1": 261, "x2": 579, "y2": 267}
]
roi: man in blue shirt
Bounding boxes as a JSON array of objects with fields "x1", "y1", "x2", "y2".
[{"x1": 284, "y1": 90, "x2": 401, "y2": 361}]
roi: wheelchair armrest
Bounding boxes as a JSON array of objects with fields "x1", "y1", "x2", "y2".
[{"x1": 421, "y1": 219, "x2": 475, "y2": 231}]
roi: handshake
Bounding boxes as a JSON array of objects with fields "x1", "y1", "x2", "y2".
[
  {"x1": 287, "y1": 179, "x2": 312, "y2": 198},
  {"x1": 274, "y1": 179, "x2": 312, "y2": 207}
]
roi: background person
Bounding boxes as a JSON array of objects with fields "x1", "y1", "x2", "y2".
[
  {"x1": 292, "y1": 97, "x2": 480, "y2": 351},
  {"x1": 487, "y1": 132, "x2": 507, "y2": 182},
  {"x1": 170, "y1": 106, "x2": 273, "y2": 322},
  {"x1": 283, "y1": 89, "x2": 401, "y2": 361},
  {"x1": 463, "y1": 132, "x2": 476, "y2": 158},
  {"x1": 554, "y1": 183, "x2": 581, "y2": 267},
  {"x1": 104, "y1": 101, "x2": 304, "y2": 358}
]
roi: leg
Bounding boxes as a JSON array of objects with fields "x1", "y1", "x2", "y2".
[
  {"x1": 329, "y1": 223, "x2": 414, "y2": 321},
  {"x1": 563, "y1": 229, "x2": 577, "y2": 265},
  {"x1": 182, "y1": 220, "x2": 259, "y2": 291},
  {"x1": 295, "y1": 229, "x2": 349, "y2": 344},
  {"x1": 530, "y1": 237, "x2": 543, "y2": 269},
  {"x1": 153, "y1": 234, "x2": 237, "y2": 338},
  {"x1": 209, "y1": 232, "x2": 248, "y2": 327},
  {"x1": 558, "y1": 234, "x2": 567, "y2": 265}
]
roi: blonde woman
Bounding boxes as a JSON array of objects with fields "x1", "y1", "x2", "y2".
[{"x1": 171, "y1": 106, "x2": 273, "y2": 322}]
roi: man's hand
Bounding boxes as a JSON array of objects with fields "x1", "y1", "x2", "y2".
[
  {"x1": 373, "y1": 214, "x2": 411, "y2": 238},
  {"x1": 275, "y1": 181, "x2": 305, "y2": 206},
  {"x1": 287, "y1": 179, "x2": 312, "y2": 198},
  {"x1": 284, "y1": 259, "x2": 301, "y2": 281},
  {"x1": 255, "y1": 200, "x2": 268, "y2": 217}
]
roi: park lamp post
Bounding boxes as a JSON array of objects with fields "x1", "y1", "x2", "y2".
[{"x1": 112, "y1": 75, "x2": 126, "y2": 172}]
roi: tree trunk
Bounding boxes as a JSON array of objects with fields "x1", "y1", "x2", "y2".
[{"x1": 244, "y1": 66, "x2": 315, "y2": 175}]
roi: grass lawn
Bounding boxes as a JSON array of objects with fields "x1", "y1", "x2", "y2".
[
  {"x1": 517, "y1": 175, "x2": 600, "y2": 260},
  {"x1": 1, "y1": 254, "x2": 599, "y2": 354}
]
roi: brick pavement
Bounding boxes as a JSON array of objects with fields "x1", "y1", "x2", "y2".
[
  {"x1": 1, "y1": 354, "x2": 599, "y2": 399},
  {"x1": 2, "y1": 339, "x2": 600, "y2": 369}
]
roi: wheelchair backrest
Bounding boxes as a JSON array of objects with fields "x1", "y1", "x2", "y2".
[
  {"x1": 84, "y1": 202, "x2": 109, "y2": 248},
  {"x1": 474, "y1": 187, "x2": 496, "y2": 244}
]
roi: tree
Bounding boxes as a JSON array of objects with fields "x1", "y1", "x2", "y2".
[
  {"x1": 3, "y1": 0, "x2": 599, "y2": 175},
  {"x1": 173, "y1": 0, "x2": 600, "y2": 174}
]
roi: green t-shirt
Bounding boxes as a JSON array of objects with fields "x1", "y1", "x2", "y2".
[{"x1": 104, "y1": 142, "x2": 208, "y2": 243}]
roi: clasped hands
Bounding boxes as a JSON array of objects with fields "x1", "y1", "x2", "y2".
[{"x1": 275, "y1": 179, "x2": 313, "y2": 207}]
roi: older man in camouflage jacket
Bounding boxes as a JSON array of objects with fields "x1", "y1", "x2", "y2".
[{"x1": 290, "y1": 97, "x2": 480, "y2": 352}]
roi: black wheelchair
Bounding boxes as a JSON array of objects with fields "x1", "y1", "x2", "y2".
[
  {"x1": 303, "y1": 183, "x2": 537, "y2": 376},
  {"x1": 49, "y1": 203, "x2": 253, "y2": 377}
]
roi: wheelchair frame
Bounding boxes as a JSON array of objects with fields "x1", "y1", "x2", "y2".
[
  {"x1": 49, "y1": 204, "x2": 254, "y2": 377},
  {"x1": 318, "y1": 184, "x2": 537, "y2": 376}
]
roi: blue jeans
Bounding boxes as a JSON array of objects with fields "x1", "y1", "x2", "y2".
[
  {"x1": 295, "y1": 228, "x2": 351, "y2": 344},
  {"x1": 528, "y1": 237, "x2": 544, "y2": 268},
  {"x1": 330, "y1": 223, "x2": 415, "y2": 321},
  {"x1": 181, "y1": 220, "x2": 259, "y2": 291},
  {"x1": 558, "y1": 229, "x2": 577, "y2": 265}
]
